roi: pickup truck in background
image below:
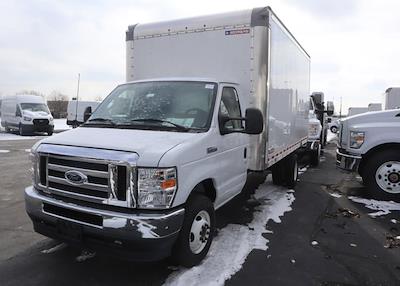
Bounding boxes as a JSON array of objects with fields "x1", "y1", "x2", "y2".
[
  {"x1": 337, "y1": 109, "x2": 400, "y2": 201},
  {"x1": 25, "y1": 7, "x2": 310, "y2": 266}
]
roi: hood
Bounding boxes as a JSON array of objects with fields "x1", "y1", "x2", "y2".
[
  {"x1": 39, "y1": 127, "x2": 198, "y2": 166},
  {"x1": 23, "y1": 110, "x2": 51, "y2": 118},
  {"x1": 342, "y1": 109, "x2": 400, "y2": 126}
]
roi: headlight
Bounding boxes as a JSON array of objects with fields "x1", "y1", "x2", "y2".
[
  {"x1": 23, "y1": 116, "x2": 32, "y2": 121},
  {"x1": 350, "y1": 131, "x2": 365, "y2": 149},
  {"x1": 137, "y1": 167, "x2": 177, "y2": 209},
  {"x1": 308, "y1": 123, "x2": 320, "y2": 137},
  {"x1": 29, "y1": 150, "x2": 40, "y2": 187}
]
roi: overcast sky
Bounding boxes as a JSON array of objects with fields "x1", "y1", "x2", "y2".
[{"x1": 1, "y1": 0, "x2": 399, "y2": 113}]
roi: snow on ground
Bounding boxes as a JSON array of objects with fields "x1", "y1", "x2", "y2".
[
  {"x1": 163, "y1": 180, "x2": 295, "y2": 286},
  {"x1": 348, "y1": 196, "x2": 400, "y2": 217},
  {"x1": 327, "y1": 130, "x2": 337, "y2": 143},
  {"x1": 0, "y1": 118, "x2": 70, "y2": 141}
]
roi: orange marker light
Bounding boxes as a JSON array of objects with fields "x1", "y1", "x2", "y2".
[{"x1": 161, "y1": 179, "x2": 176, "y2": 190}]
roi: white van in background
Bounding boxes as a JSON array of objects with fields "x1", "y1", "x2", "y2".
[
  {"x1": 1, "y1": 95, "x2": 54, "y2": 136},
  {"x1": 67, "y1": 100, "x2": 100, "y2": 127}
]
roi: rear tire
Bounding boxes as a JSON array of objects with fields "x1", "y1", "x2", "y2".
[
  {"x1": 363, "y1": 149, "x2": 400, "y2": 201},
  {"x1": 272, "y1": 161, "x2": 285, "y2": 186},
  {"x1": 310, "y1": 144, "x2": 321, "y2": 167},
  {"x1": 172, "y1": 193, "x2": 215, "y2": 267},
  {"x1": 284, "y1": 154, "x2": 298, "y2": 189},
  {"x1": 330, "y1": 126, "x2": 337, "y2": 133}
]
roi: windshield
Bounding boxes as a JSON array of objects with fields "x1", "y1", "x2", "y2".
[
  {"x1": 87, "y1": 81, "x2": 217, "y2": 131},
  {"x1": 20, "y1": 103, "x2": 50, "y2": 114}
]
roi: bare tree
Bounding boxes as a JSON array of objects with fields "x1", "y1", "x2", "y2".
[
  {"x1": 94, "y1": 95, "x2": 103, "y2": 102},
  {"x1": 47, "y1": 90, "x2": 69, "y2": 102}
]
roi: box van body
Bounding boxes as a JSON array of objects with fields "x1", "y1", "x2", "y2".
[
  {"x1": 368, "y1": 103, "x2": 382, "y2": 112},
  {"x1": 67, "y1": 100, "x2": 100, "y2": 127},
  {"x1": 348, "y1": 107, "x2": 368, "y2": 117},
  {"x1": 384, "y1": 87, "x2": 400, "y2": 110},
  {"x1": 1, "y1": 95, "x2": 54, "y2": 135},
  {"x1": 25, "y1": 7, "x2": 310, "y2": 266}
]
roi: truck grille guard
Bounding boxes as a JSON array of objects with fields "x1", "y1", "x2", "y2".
[{"x1": 35, "y1": 144, "x2": 139, "y2": 208}]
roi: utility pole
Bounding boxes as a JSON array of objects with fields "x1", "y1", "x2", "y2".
[{"x1": 74, "y1": 73, "x2": 80, "y2": 127}]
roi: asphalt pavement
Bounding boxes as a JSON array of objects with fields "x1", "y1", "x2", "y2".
[{"x1": 0, "y1": 138, "x2": 399, "y2": 286}]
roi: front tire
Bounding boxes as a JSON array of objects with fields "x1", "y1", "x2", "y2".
[
  {"x1": 172, "y1": 193, "x2": 215, "y2": 267},
  {"x1": 363, "y1": 149, "x2": 400, "y2": 201},
  {"x1": 330, "y1": 126, "x2": 338, "y2": 133},
  {"x1": 18, "y1": 124, "x2": 25, "y2": 136}
]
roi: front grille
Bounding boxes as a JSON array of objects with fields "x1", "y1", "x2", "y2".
[
  {"x1": 38, "y1": 153, "x2": 133, "y2": 207},
  {"x1": 33, "y1": 119, "x2": 49, "y2": 126}
]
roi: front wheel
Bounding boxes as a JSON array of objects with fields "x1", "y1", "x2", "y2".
[
  {"x1": 172, "y1": 193, "x2": 215, "y2": 267},
  {"x1": 363, "y1": 149, "x2": 400, "y2": 201},
  {"x1": 330, "y1": 126, "x2": 338, "y2": 133},
  {"x1": 18, "y1": 124, "x2": 25, "y2": 136}
]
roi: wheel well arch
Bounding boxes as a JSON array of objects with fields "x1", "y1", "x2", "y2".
[
  {"x1": 359, "y1": 143, "x2": 400, "y2": 176},
  {"x1": 189, "y1": 179, "x2": 217, "y2": 203}
]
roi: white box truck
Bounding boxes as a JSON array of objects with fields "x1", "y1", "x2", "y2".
[
  {"x1": 25, "y1": 7, "x2": 310, "y2": 266},
  {"x1": 348, "y1": 107, "x2": 368, "y2": 117},
  {"x1": 1, "y1": 95, "x2": 54, "y2": 135},
  {"x1": 384, "y1": 87, "x2": 400, "y2": 110},
  {"x1": 67, "y1": 100, "x2": 100, "y2": 127}
]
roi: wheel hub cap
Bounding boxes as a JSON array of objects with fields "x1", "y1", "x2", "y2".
[
  {"x1": 189, "y1": 210, "x2": 211, "y2": 254},
  {"x1": 375, "y1": 161, "x2": 400, "y2": 194}
]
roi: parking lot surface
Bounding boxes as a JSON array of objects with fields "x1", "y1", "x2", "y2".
[{"x1": 0, "y1": 137, "x2": 399, "y2": 286}]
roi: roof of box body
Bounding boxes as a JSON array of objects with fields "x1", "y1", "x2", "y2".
[
  {"x1": 126, "y1": 7, "x2": 270, "y2": 40},
  {"x1": 126, "y1": 6, "x2": 309, "y2": 58}
]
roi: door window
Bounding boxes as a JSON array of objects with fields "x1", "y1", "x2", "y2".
[{"x1": 219, "y1": 87, "x2": 243, "y2": 130}]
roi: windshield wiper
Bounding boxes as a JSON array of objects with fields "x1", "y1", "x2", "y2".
[
  {"x1": 130, "y1": 118, "x2": 189, "y2": 131},
  {"x1": 86, "y1": 118, "x2": 116, "y2": 126}
]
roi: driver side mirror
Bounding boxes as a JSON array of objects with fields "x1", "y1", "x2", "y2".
[
  {"x1": 218, "y1": 108, "x2": 263, "y2": 135},
  {"x1": 83, "y1": 106, "x2": 92, "y2": 122}
]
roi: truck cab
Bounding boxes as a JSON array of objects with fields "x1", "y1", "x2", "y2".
[{"x1": 337, "y1": 109, "x2": 400, "y2": 201}]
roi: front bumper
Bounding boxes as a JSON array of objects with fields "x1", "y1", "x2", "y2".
[
  {"x1": 25, "y1": 186, "x2": 184, "y2": 261},
  {"x1": 22, "y1": 123, "x2": 53, "y2": 133},
  {"x1": 336, "y1": 149, "x2": 361, "y2": 172}
]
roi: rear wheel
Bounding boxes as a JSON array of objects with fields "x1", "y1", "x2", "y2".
[
  {"x1": 363, "y1": 149, "x2": 400, "y2": 201},
  {"x1": 272, "y1": 161, "x2": 285, "y2": 185},
  {"x1": 172, "y1": 193, "x2": 215, "y2": 267},
  {"x1": 284, "y1": 154, "x2": 298, "y2": 189},
  {"x1": 330, "y1": 126, "x2": 338, "y2": 133},
  {"x1": 310, "y1": 143, "x2": 321, "y2": 167}
]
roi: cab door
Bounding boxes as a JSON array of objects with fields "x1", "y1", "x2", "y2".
[{"x1": 215, "y1": 86, "x2": 248, "y2": 203}]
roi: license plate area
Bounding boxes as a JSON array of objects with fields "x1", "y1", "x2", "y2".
[{"x1": 56, "y1": 220, "x2": 83, "y2": 242}]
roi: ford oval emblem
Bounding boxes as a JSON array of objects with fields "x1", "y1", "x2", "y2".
[{"x1": 65, "y1": 170, "x2": 88, "y2": 185}]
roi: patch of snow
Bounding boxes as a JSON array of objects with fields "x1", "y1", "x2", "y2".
[
  {"x1": 299, "y1": 167, "x2": 308, "y2": 175},
  {"x1": 290, "y1": 259, "x2": 296, "y2": 264},
  {"x1": 329, "y1": 192, "x2": 342, "y2": 198},
  {"x1": 311, "y1": 241, "x2": 319, "y2": 246},
  {"x1": 350, "y1": 243, "x2": 357, "y2": 247},
  {"x1": 75, "y1": 249, "x2": 96, "y2": 262},
  {"x1": 0, "y1": 149, "x2": 10, "y2": 153},
  {"x1": 25, "y1": 149, "x2": 31, "y2": 152},
  {"x1": 54, "y1": 118, "x2": 71, "y2": 131},
  {"x1": 348, "y1": 196, "x2": 400, "y2": 217},
  {"x1": 391, "y1": 219, "x2": 397, "y2": 224},
  {"x1": 163, "y1": 182, "x2": 295, "y2": 286},
  {"x1": 41, "y1": 243, "x2": 67, "y2": 254},
  {"x1": 327, "y1": 130, "x2": 337, "y2": 143}
]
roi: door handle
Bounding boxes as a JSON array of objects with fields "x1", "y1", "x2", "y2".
[
  {"x1": 207, "y1": 147, "x2": 218, "y2": 154},
  {"x1": 244, "y1": 147, "x2": 247, "y2": 158}
]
